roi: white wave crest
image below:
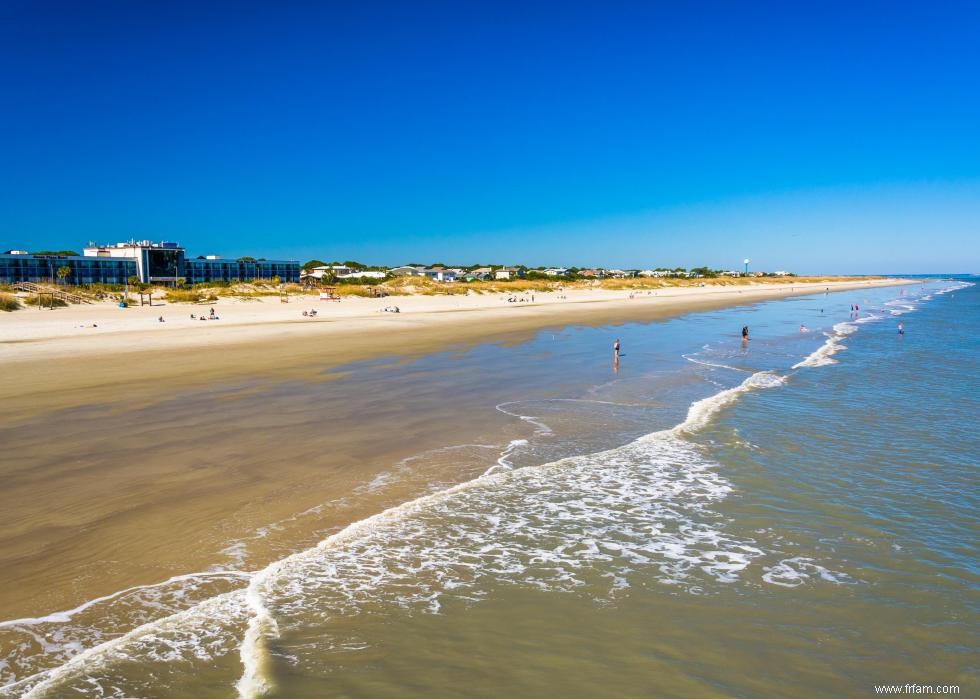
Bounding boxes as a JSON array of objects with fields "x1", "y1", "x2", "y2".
[
  {"x1": 762, "y1": 557, "x2": 859, "y2": 588},
  {"x1": 793, "y1": 321, "x2": 856, "y2": 369},
  {"x1": 5, "y1": 371, "x2": 791, "y2": 698}
]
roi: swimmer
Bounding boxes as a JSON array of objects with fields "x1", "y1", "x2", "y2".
[{"x1": 800, "y1": 324, "x2": 808, "y2": 333}]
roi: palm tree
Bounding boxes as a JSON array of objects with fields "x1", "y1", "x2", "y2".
[{"x1": 57, "y1": 265, "x2": 71, "y2": 286}]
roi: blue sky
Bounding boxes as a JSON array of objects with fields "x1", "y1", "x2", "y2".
[{"x1": 1, "y1": 0, "x2": 977, "y2": 272}]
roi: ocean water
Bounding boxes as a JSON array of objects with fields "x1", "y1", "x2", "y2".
[{"x1": 2, "y1": 278, "x2": 977, "y2": 697}]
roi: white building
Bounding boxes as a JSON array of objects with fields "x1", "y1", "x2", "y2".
[
  {"x1": 83, "y1": 240, "x2": 183, "y2": 284},
  {"x1": 494, "y1": 266, "x2": 523, "y2": 280},
  {"x1": 423, "y1": 267, "x2": 457, "y2": 282},
  {"x1": 389, "y1": 265, "x2": 425, "y2": 276},
  {"x1": 337, "y1": 270, "x2": 387, "y2": 280}
]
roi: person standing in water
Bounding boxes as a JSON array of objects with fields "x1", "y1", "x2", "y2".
[
  {"x1": 613, "y1": 338, "x2": 621, "y2": 359},
  {"x1": 741, "y1": 325, "x2": 749, "y2": 341},
  {"x1": 898, "y1": 322, "x2": 904, "y2": 336}
]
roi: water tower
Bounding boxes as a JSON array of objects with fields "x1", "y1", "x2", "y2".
[{"x1": 743, "y1": 258, "x2": 750, "y2": 275}]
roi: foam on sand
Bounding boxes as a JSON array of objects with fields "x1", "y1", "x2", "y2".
[
  {"x1": 2, "y1": 363, "x2": 871, "y2": 697},
  {"x1": 232, "y1": 369, "x2": 790, "y2": 697},
  {"x1": 4, "y1": 592, "x2": 249, "y2": 698}
]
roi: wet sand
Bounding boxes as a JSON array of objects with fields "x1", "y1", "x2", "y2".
[
  {"x1": 0, "y1": 278, "x2": 911, "y2": 622},
  {"x1": 0, "y1": 279, "x2": 909, "y2": 423}
]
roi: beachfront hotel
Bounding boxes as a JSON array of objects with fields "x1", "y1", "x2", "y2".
[{"x1": 0, "y1": 241, "x2": 300, "y2": 285}]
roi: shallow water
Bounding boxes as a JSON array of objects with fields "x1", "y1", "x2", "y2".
[{"x1": 2, "y1": 278, "x2": 977, "y2": 697}]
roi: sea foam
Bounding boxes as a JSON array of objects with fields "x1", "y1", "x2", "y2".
[
  {"x1": 1, "y1": 360, "x2": 862, "y2": 697},
  {"x1": 793, "y1": 322, "x2": 856, "y2": 369}
]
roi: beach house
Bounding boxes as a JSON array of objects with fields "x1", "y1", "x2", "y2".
[
  {"x1": 336, "y1": 270, "x2": 387, "y2": 280},
  {"x1": 423, "y1": 267, "x2": 458, "y2": 282},
  {"x1": 493, "y1": 266, "x2": 524, "y2": 280},
  {"x1": 466, "y1": 267, "x2": 493, "y2": 280},
  {"x1": 389, "y1": 265, "x2": 425, "y2": 276}
]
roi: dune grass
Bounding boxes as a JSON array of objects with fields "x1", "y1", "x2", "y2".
[
  {"x1": 0, "y1": 293, "x2": 22, "y2": 311},
  {"x1": 164, "y1": 289, "x2": 218, "y2": 304},
  {"x1": 24, "y1": 294, "x2": 68, "y2": 308},
  {"x1": 142, "y1": 274, "x2": 877, "y2": 305}
]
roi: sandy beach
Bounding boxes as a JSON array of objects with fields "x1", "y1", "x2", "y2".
[
  {"x1": 0, "y1": 276, "x2": 911, "y2": 620},
  {"x1": 3, "y1": 274, "x2": 975, "y2": 699},
  {"x1": 0, "y1": 278, "x2": 910, "y2": 422}
]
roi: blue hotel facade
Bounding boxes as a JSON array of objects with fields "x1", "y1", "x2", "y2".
[
  {"x1": 1, "y1": 243, "x2": 300, "y2": 285},
  {"x1": 0, "y1": 254, "x2": 136, "y2": 285}
]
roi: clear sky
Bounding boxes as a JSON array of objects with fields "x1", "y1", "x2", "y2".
[{"x1": 1, "y1": 0, "x2": 978, "y2": 273}]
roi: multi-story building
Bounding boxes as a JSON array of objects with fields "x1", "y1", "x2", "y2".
[
  {"x1": 0, "y1": 251, "x2": 135, "y2": 284},
  {"x1": 0, "y1": 241, "x2": 300, "y2": 285},
  {"x1": 183, "y1": 255, "x2": 300, "y2": 284}
]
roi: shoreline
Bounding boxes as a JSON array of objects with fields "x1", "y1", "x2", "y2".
[
  {"x1": 1, "y1": 278, "x2": 914, "y2": 422},
  {"x1": 0, "y1": 275, "x2": 941, "y2": 686}
]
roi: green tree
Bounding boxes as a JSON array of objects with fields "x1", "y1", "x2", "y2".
[
  {"x1": 689, "y1": 266, "x2": 715, "y2": 278},
  {"x1": 302, "y1": 259, "x2": 326, "y2": 271},
  {"x1": 56, "y1": 265, "x2": 71, "y2": 285}
]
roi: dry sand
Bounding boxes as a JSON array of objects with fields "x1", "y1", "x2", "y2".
[{"x1": 1, "y1": 278, "x2": 912, "y2": 423}]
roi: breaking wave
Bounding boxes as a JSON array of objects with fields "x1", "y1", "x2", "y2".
[{"x1": 3, "y1": 367, "x2": 797, "y2": 699}]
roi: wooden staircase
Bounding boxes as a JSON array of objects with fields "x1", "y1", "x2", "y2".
[{"x1": 13, "y1": 281, "x2": 93, "y2": 304}]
